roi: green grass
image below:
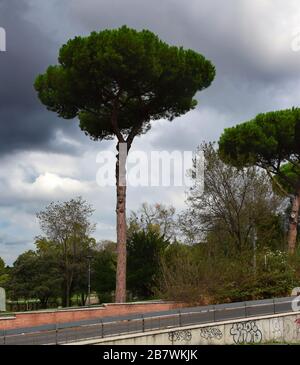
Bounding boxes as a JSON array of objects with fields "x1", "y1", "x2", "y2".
[{"x1": 0, "y1": 312, "x2": 15, "y2": 317}]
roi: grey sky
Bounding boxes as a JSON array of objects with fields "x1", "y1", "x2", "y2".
[{"x1": 0, "y1": 0, "x2": 300, "y2": 264}]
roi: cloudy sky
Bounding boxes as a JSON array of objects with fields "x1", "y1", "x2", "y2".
[{"x1": 0, "y1": 0, "x2": 300, "y2": 265}]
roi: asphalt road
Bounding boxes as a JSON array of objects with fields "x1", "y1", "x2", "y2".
[{"x1": 0, "y1": 296, "x2": 297, "y2": 345}]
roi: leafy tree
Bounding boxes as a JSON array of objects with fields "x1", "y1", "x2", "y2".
[
  {"x1": 158, "y1": 243, "x2": 206, "y2": 304},
  {"x1": 8, "y1": 251, "x2": 38, "y2": 301},
  {"x1": 179, "y1": 143, "x2": 283, "y2": 253},
  {"x1": 72, "y1": 258, "x2": 91, "y2": 306},
  {"x1": 36, "y1": 197, "x2": 96, "y2": 306},
  {"x1": 0, "y1": 257, "x2": 9, "y2": 288},
  {"x1": 8, "y1": 247, "x2": 61, "y2": 307},
  {"x1": 34, "y1": 26, "x2": 215, "y2": 302},
  {"x1": 158, "y1": 243, "x2": 294, "y2": 304},
  {"x1": 127, "y1": 227, "x2": 169, "y2": 299},
  {"x1": 128, "y1": 202, "x2": 177, "y2": 241},
  {"x1": 92, "y1": 241, "x2": 117, "y2": 303},
  {"x1": 272, "y1": 162, "x2": 300, "y2": 247},
  {"x1": 219, "y1": 108, "x2": 300, "y2": 253},
  {"x1": 0, "y1": 257, "x2": 4, "y2": 272},
  {"x1": 272, "y1": 163, "x2": 300, "y2": 196}
]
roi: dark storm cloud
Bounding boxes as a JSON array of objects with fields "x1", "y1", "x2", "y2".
[
  {"x1": 0, "y1": 0, "x2": 86, "y2": 155},
  {"x1": 68, "y1": 0, "x2": 300, "y2": 82},
  {"x1": 1, "y1": 0, "x2": 299, "y2": 155},
  {"x1": 65, "y1": 0, "x2": 300, "y2": 148}
]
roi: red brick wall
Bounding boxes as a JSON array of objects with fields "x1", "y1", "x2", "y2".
[{"x1": 0, "y1": 302, "x2": 184, "y2": 330}]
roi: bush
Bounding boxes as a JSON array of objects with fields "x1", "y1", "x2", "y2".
[{"x1": 157, "y1": 244, "x2": 295, "y2": 305}]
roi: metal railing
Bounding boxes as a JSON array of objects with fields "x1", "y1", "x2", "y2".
[{"x1": 0, "y1": 296, "x2": 297, "y2": 345}]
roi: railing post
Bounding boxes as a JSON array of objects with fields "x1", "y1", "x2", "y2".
[
  {"x1": 273, "y1": 298, "x2": 276, "y2": 315},
  {"x1": 142, "y1": 315, "x2": 145, "y2": 332},
  {"x1": 244, "y1": 302, "x2": 247, "y2": 318},
  {"x1": 101, "y1": 320, "x2": 104, "y2": 338},
  {"x1": 213, "y1": 306, "x2": 216, "y2": 322},
  {"x1": 55, "y1": 323, "x2": 58, "y2": 345},
  {"x1": 3, "y1": 330, "x2": 5, "y2": 345},
  {"x1": 178, "y1": 310, "x2": 182, "y2": 327}
]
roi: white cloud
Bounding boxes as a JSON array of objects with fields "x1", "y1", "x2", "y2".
[{"x1": 30, "y1": 172, "x2": 90, "y2": 197}]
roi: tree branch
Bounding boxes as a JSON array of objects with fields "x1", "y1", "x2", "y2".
[
  {"x1": 265, "y1": 167, "x2": 290, "y2": 196},
  {"x1": 111, "y1": 99, "x2": 125, "y2": 143},
  {"x1": 126, "y1": 122, "x2": 143, "y2": 148}
]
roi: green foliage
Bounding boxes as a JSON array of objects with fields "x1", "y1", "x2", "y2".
[
  {"x1": 34, "y1": 26, "x2": 215, "y2": 304},
  {"x1": 36, "y1": 197, "x2": 96, "y2": 306},
  {"x1": 272, "y1": 162, "x2": 300, "y2": 196},
  {"x1": 216, "y1": 250, "x2": 294, "y2": 302},
  {"x1": 0, "y1": 257, "x2": 9, "y2": 287},
  {"x1": 92, "y1": 242, "x2": 117, "y2": 303},
  {"x1": 127, "y1": 227, "x2": 170, "y2": 299},
  {"x1": 179, "y1": 143, "x2": 284, "y2": 252},
  {"x1": 158, "y1": 244, "x2": 295, "y2": 304},
  {"x1": 34, "y1": 25, "x2": 215, "y2": 141},
  {"x1": 218, "y1": 107, "x2": 300, "y2": 191},
  {"x1": 7, "y1": 247, "x2": 62, "y2": 306},
  {"x1": 288, "y1": 247, "x2": 300, "y2": 284},
  {"x1": 255, "y1": 214, "x2": 286, "y2": 252},
  {"x1": 0, "y1": 257, "x2": 4, "y2": 272},
  {"x1": 128, "y1": 202, "x2": 177, "y2": 241},
  {"x1": 158, "y1": 243, "x2": 214, "y2": 304}
]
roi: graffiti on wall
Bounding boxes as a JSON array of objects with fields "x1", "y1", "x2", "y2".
[
  {"x1": 168, "y1": 330, "x2": 192, "y2": 342},
  {"x1": 200, "y1": 327, "x2": 223, "y2": 340},
  {"x1": 271, "y1": 318, "x2": 282, "y2": 339},
  {"x1": 284, "y1": 318, "x2": 298, "y2": 340},
  {"x1": 295, "y1": 318, "x2": 300, "y2": 337},
  {"x1": 230, "y1": 321, "x2": 262, "y2": 344}
]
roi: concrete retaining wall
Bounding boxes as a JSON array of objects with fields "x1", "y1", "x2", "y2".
[{"x1": 70, "y1": 311, "x2": 300, "y2": 345}]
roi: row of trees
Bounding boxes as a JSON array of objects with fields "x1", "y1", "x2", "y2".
[
  {"x1": 0, "y1": 198, "x2": 172, "y2": 306},
  {"x1": 0, "y1": 198, "x2": 96, "y2": 307},
  {"x1": 219, "y1": 108, "x2": 300, "y2": 253},
  {"x1": 33, "y1": 25, "x2": 300, "y2": 302},
  {"x1": 159, "y1": 144, "x2": 299, "y2": 303},
  {"x1": 1, "y1": 142, "x2": 299, "y2": 307}
]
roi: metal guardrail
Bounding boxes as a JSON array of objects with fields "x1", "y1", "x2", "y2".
[{"x1": 0, "y1": 296, "x2": 297, "y2": 345}]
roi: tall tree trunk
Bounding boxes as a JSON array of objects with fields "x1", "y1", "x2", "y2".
[
  {"x1": 288, "y1": 190, "x2": 300, "y2": 254},
  {"x1": 65, "y1": 271, "x2": 73, "y2": 307},
  {"x1": 81, "y1": 292, "x2": 86, "y2": 306},
  {"x1": 115, "y1": 142, "x2": 127, "y2": 302},
  {"x1": 66, "y1": 281, "x2": 70, "y2": 307}
]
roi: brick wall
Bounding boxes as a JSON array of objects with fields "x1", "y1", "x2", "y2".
[{"x1": 0, "y1": 302, "x2": 184, "y2": 330}]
